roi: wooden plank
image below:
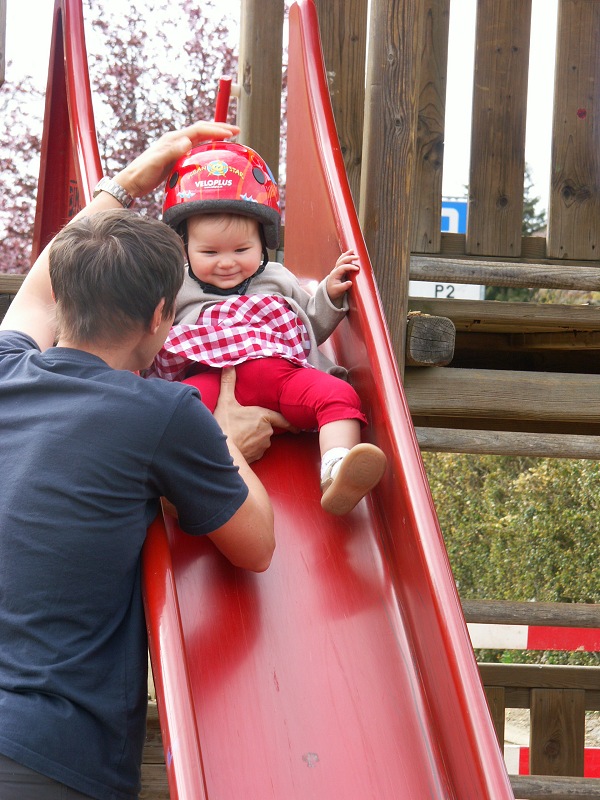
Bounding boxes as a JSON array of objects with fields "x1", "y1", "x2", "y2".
[
  {"x1": 510, "y1": 774, "x2": 600, "y2": 799},
  {"x1": 405, "y1": 367, "x2": 600, "y2": 424},
  {"x1": 417, "y1": 427, "x2": 600, "y2": 458},
  {"x1": 237, "y1": 0, "x2": 284, "y2": 179},
  {"x1": 360, "y1": 0, "x2": 422, "y2": 369},
  {"x1": 463, "y1": 600, "x2": 600, "y2": 629},
  {"x1": 410, "y1": 255, "x2": 600, "y2": 291},
  {"x1": 478, "y1": 664, "x2": 600, "y2": 694},
  {"x1": 485, "y1": 685, "x2": 506, "y2": 747},
  {"x1": 314, "y1": 0, "x2": 368, "y2": 206},
  {"x1": 547, "y1": 0, "x2": 600, "y2": 261},
  {"x1": 467, "y1": 0, "x2": 532, "y2": 257},
  {"x1": 530, "y1": 689, "x2": 585, "y2": 777},
  {"x1": 408, "y1": 298, "x2": 600, "y2": 333},
  {"x1": 410, "y1": 0, "x2": 450, "y2": 254}
]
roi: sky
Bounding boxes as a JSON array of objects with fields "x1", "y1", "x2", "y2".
[{"x1": 5, "y1": 0, "x2": 558, "y2": 211}]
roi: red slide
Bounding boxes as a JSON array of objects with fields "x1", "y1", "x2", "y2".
[{"x1": 34, "y1": 1, "x2": 513, "y2": 797}]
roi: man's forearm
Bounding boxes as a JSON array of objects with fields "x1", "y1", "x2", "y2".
[{"x1": 226, "y1": 437, "x2": 273, "y2": 525}]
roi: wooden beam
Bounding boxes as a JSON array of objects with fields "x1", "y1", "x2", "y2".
[
  {"x1": 359, "y1": 0, "x2": 422, "y2": 371},
  {"x1": 314, "y1": 0, "x2": 367, "y2": 206},
  {"x1": 237, "y1": 0, "x2": 284, "y2": 180},
  {"x1": 478, "y1": 664, "x2": 600, "y2": 695},
  {"x1": 405, "y1": 313, "x2": 455, "y2": 366},
  {"x1": 416, "y1": 426, "x2": 600, "y2": 458},
  {"x1": 408, "y1": 298, "x2": 600, "y2": 333},
  {"x1": 463, "y1": 600, "x2": 600, "y2": 628},
  {"x1": 504, "y1": 689, "x2": 600, "y2": 714},
  {"x1": 415, "y1": 415, "x2": 600, "y2": 437},
  {"x1": 410, "y1": 255, "x2": 600, "y2": 291},
  {"x1": 530, "y1": 688, "x2": 585, "y2": 777},
  {"x1": 510, "y1": 775, "x2": 600, "y2": 799},
  {"x1": 484, "y1": 686, "x2": 506, "y2": 748},
  {"x1": 405, "y1": 367, "x2": 600, "y2": 424}
]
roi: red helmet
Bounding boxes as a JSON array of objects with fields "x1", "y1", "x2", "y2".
[{"x1": 162, "y1": 141, "x2": 281, "y2": 249}]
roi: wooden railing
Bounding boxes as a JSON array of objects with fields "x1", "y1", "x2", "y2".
[{"x1": 465, "y1": 599, "x2": 600, "y2": 799}]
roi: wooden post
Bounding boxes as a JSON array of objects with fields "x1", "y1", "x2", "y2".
[
  {"x1": 359, "y1": 0, "x2": 423, "y2": 372},
  {"x1": 0, "y1": 0, "x2": 6, "y2": 88},
  {"x1": 405, "y1": 312, "x2": 455, "y2": 366},
  {"x1": 314, "y1": 0, "x2": 368, "y2": 206},
  {"x1": 237, "y1": 0, "x2": 284, "y2": 180},
  {"x1": 530, "y1": 688, "x2": 585, "y2": 777},
  {"x1": 484, "y1": 686, "x2": 506, "y2": 748}
]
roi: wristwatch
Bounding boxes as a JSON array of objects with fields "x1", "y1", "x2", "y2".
[{"x1": 93, "y1": 177, "x2": 135, "y2": 208}]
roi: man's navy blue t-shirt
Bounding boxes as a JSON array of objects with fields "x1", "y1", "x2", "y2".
[{"x1": 0, "y1": 331, "x2": 248, "y2": 800}]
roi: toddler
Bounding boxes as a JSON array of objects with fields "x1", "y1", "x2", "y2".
[{"x1": 150, "y1": 141, "x2": 386, "y2": 515}]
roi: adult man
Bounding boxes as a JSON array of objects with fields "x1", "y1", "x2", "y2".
[{"x1": 0, "y1": 121, "x2": 283, "y2": 799}]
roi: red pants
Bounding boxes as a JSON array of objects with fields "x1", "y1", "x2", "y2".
[{"x1": 183, "y1": 357, "x2": 367, "y2": 430}]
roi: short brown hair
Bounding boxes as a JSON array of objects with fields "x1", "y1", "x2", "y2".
[{"x1": 49, "y1": 209, "x2": 185, "y2": 343}]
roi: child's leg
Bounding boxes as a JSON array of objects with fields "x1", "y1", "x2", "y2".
[
  {"x1": 211, "y1": 359, "x2": 386, "y2": 513},
  {"x1": 182, "y1": 369, "x2": 222, "y2": 413},
  {"x1": 264, "y1": 364, "x2": 387, "y2": 516},
  {"x1": 232, "y1": 358, "x2": 351, "y2": 430},
  {"x1": 319, "y1": 418, "x2": 362, "y2": 455}
]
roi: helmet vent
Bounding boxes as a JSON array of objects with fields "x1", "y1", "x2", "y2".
[{"x1": 252, "y1": 167, "x2": 266, "y2": 185}]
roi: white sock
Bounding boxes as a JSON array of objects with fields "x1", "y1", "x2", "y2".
[{"x1": 320, "y1": 447, "x2": 350, "y2": 483}]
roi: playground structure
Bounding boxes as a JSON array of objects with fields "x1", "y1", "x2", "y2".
[{"x1": 1, "y1": 0, "x2": 600, "y2": 798}]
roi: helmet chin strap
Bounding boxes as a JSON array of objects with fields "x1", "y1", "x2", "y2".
[{"x1": 186, "y1": 246, "x2": 269, "y2": 296}]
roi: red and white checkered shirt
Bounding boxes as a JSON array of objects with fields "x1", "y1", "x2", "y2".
[{"x1": 149, "y1": 294, "x2": 313, "y2": 382}]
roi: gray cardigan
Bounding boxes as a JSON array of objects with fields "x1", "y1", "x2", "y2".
[{"x1": 175, "y1": 262, "x2": 349, "y2": 378}]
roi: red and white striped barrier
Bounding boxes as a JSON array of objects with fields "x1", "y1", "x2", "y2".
[
  {"x1": 504, "y1": 745, "x2": 600, "y2": 777},
  {"x1": 467, "y1": 623, "x2": 600, "y2": 652}
]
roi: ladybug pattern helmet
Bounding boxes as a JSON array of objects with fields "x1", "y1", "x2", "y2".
[{"x1": 162, "y1": 141, "x2": 281, "y2": 249}]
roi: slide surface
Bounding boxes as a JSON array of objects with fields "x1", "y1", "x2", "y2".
[{"x1": 36, "y1": 1, "x2": 514, "y2": 798}]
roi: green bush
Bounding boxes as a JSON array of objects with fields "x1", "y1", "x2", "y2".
[{"x1": 422, "y1": 453, "x2": 600, "y2": 664}]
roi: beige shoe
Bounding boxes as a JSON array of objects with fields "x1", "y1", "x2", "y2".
[{"x1": 321, "y1": 443, "x2": 387, "y2": 516}]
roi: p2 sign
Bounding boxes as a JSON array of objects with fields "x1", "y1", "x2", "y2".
[{"x1": 409, "y1": 198, "x2": 484, "y2": 300}]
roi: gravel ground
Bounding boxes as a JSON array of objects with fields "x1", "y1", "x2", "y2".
[{"x1": 505, "y1": 708, "x2": 600, "y2": 747}]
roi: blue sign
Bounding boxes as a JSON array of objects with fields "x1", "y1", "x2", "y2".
[{"x1": 441, "y1": 199, "x2": 468, "y2": 234}]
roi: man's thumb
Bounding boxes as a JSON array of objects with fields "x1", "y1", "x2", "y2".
[{"x1": 219, "y1": 366, "x2": 236, "y2": 397}]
